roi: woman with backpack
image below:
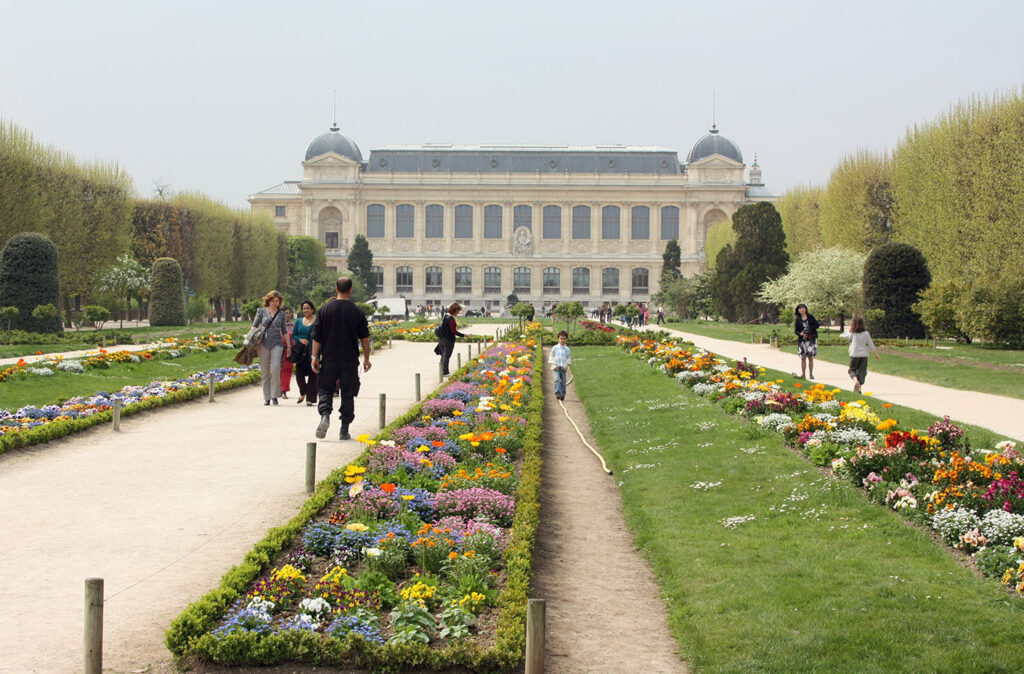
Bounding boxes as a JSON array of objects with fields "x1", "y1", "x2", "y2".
[{"x1": 435, "y1": 302, "x2": 466, "y2": 376}]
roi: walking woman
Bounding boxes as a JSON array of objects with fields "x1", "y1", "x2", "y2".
[
  {"x1": 436, "y1": 302, "x2": 466, "y2": 376},
  {"x1": 279, "y1": 307, "x2": 295, "y2": 398},
  {"x1": 292, "y1": 300, "x2": 318, "y2": 406},
  {"x1": 252, "y1": 290, "x2": 290, "y2": 405},
  {"x1": 794, "y1": 303, "x2": 819, "y2": 379},
  {"x1": 841, "y1": 316, "x2": 880, "y2": 394}
]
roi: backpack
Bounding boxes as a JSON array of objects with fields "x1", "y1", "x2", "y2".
[{"x1": 434, "y1": 316, "x2": 450, "y2": 339}]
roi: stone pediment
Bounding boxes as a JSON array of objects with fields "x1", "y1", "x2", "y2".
[
  {"x1": 688, "y1": 154, "x2": 744, "y2": 168},
  {"x1": 302, "y1": 153, "x2": 361, "y2": 181}
]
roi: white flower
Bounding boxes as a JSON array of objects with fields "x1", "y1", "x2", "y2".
[{"x1": 362, "y1": 547, "x2": 382, "y2": 558}]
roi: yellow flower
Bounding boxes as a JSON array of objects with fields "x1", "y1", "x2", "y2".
[
  {"x1": 452, "y1": 410, "x2": 463, "y2": 416},
  {"x1": 356, "y1": 433, "x2": 375, "y2": 445},
  {"x1": 401, "y1": 494, "x2": 416, "y2": 501},
  {"x1": 346, "y1": 522, "x2": 369, "y2": 532}
]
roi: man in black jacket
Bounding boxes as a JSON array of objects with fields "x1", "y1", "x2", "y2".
[{"x1": 310, "y1": 277, "x2": 371, "y2": 440}]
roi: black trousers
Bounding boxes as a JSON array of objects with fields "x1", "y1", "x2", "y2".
[
  {"x1": 316, "y1": 359, "x2": 360, "y2": 423},
  {"x1": 439, "y1": 337, "x2": 455, "y2": 375}
]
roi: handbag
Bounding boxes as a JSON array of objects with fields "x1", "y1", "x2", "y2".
[
  {"x1": 233, "y1": 342, "x2": 256, "y2": 366},
  {"x1": 288, "y1": 341, "x2": 307, "y2": 364}
]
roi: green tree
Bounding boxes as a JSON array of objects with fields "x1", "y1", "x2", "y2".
[
  {"x1": 657, "y1": 272, "x2": 714, "y2": 320},
  {"x1": 703, "y1": 218, "x2": 736, "y2": 271},
  {"x1": 0, "y1": 306, "x2": 17, "y2": 336},
  {"x1": 285, "y1": 236, "x2": 332, "y2": 308},
  {"x1": 820, "y1": 149, "x2": 894, "y2": 254},
  {"x1": 776, "y1": 184, "x2": 825, "y2": 257},
  {"x1": 863, "y1": 242, "x2": 931, "y2": 338},
  {"x1": 757, "y1": 247, "x2": 866, "y2": 327},
  {"x1": 347, "y1": 234, "x2": 376, "y2": 296},
  {"x1": 552, "y1": 301, "x2": 585, "y2": 334},
  {"x1": 711, "y1": 203, "x2": 789, "y2": 323},
  {"x1": 913, "y1": 280, "x2": 970, "y2": 342},
  {"x1": 660, "y1": 239, "x2": 682, "y2": 290},
  {"x1": 506, "y1": 293, "x2": 520, "y2": 307},
  {"x1": 97, "y1": 254, "x2": 151, "y2": 328},
  {"x1": 0, "y1": 232, "x2": 62, "y2": 333},
  {"x1": 83, "y1": 305, "x2": 110, "y2": 331},
  {"x1": 510, "y1": 302, "x2": 534, "y2": 330},
  {"x1": 150, "y1": 257, "x2": 186, "y2": 326}
]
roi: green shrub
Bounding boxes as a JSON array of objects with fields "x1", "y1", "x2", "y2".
[
  {"x1": 83, "y1": 305, "x2": 111, "y2": 330},
  {"x1": 863, "y1": 243, "x2": 930, "y2": 338},
  {"x1": 186, "y1": 294, "x2": 211, "y2": 324},
  {"x1": 975, "y1": 545, "x2": 1019, "y2": 579},
  {"x1": 150, "y1": 257, "x2": 186, "y2": 326},
  {"x1": 0, "y1": 232, "x2": 62, "y2": 333}
]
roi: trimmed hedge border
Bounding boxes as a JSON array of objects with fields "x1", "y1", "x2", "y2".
[
  {"x1": 166, "y1": 343, "x2": 544, "y2": 671},
  {"x1": 0, "y1": 370, "x2": 261, "y2": 455}
]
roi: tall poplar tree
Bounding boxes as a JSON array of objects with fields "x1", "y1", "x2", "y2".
[{"x1": 347, "y1": 234, "x2": 376, "y2": 296}]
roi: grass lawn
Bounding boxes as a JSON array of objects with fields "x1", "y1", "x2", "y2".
[
  {"x1": 571, "y1": 346, "x2": 1024, "y2": 673},
  {"x1": 0, "y1": 350, "x2": 242, "y2": 411},
  {"x1": 668, "y1": 320, "x2": 1024, "y2": 401}
]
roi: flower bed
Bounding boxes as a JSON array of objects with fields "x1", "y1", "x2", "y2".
[
  {"x1": 166, "y1": 341, "x2": 543, "y2": 670},
  {"x1": 0, "y1": 366, "x2": 259, "y2": 454},
  {"x1": 618, "y1": 334, "x2": 1024, "y2": 597},
  {"x1": 0, "y1": 333, "x2": 239, "y2": 382}
]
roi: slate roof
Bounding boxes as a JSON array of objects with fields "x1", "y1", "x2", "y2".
[{"x1": 364, "y1": 144, "x2": 684, "y2": 174}]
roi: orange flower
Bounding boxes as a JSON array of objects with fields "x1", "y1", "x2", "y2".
[
  {"x1": 380, "y1": 482, "x2": 396, "y2": 494},
  {"x1": 431, "y1": 440, "x2": 445, "y2": 447},
  {"x1": 495, "y1": 447, "x2": 507, "y2": 454},
  {"x1": 793, "y1": 382, "x2": 802, "y2": 388},
  {"x1": 882, "y1": 403, "x2": 892, "y2": 408},
  {"x1": 35, "y1": 351, "x2": 42, "y2": 355}
]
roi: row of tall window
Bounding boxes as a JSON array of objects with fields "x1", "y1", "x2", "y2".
[
  {"x1": 365, "y1": 204, "x2": 680, "y2": 240},
  {"x1": 375, "y1": 265, "x2": 650, "y2": 295}
]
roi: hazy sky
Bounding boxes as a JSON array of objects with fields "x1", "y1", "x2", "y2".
[{"x1": 2, "y1": 0, "x2": 1022, "y2": 209}]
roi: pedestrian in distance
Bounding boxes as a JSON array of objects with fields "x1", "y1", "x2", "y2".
[
  {"x1": 311, "y1": 278, "x2": 371, "y2": 441},
  {"x1": 292, "y1": 300, "x2": 318, "y2": 406},
  {"x1": 436, "y1": 302, "x2": 467, "y2": 376},
  {"x1": 252, "y1": 290, "x2": 291, "y2": 405},
  {"x1": 841, "y1": 315, "x2": 880, "y2": 394},
  {"x1": 794, "y1": 303, "x2": 819, "y2": 379},
  {"x1": 549, "y1": 329, "x2": 571, "y2": 400},
  {"x1": 656, "y1": 304, "x2": 666, "y2": 325}
]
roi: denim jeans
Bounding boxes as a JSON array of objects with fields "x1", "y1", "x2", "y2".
[{"x1": 553, "y1": 366, "x2": 567, "y2": 398}]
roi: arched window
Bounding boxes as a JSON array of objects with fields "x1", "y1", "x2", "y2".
[
  {"x1": 513, "y1": 266, "x2": 531, "y2": 294},
  {"x1": 484, "y1": 266, "x2": 501, "y2": 293},
  {"x1": 631, "y1": 206, "x2": 650, "y2": 240},
  {"x1": 396, "y1": 204, "x2": 414, "y2": 238},
  {"x1": 484, "y1": 205, "x2": 502, "y2": 239},
  {"x1": 366, "y1": 204, "x2": 385, "y2": 238},
  {"x1": 631, "y1": 267, "x2": 650, "y2": 294},
  {"x1": 425, "y1": 266, "x2": 442, "y2": 293},
  {"x1": 514, "y1": 205, "x2": 532, "y2": 231},
  {"x1": 425, "y1": 204, "x2": 444, "y2": 238},
  {"x1": 455, "y1": 205, "x2": 473, "y2": 239},
  {"x1": 661, "y1": 205, "x2": 680, "y2": 240},
  {"x1": 371, "y1": 266, "x2": 384, "y2": 293},
  {"x1": 572, "y1": 267, "x2": 590, "y2": 295},
  {"x1": 543, "y1": 267, "x2": 560, "y2": 294},
  {"x1": 602, "y1": 268, "x2": 619, "y2": 294},
  {"x1": 396, "y1": 266, "x2": 413, "y2": 293},
  {"x1": 454, "y1": 266, "x2": 472, "y2": 293},
  {"x1": 572, "y1": 206, "x2": 591, "y2": 239},
  {"x1": 602, "y1": 206, "x2": 620, "y2": 239},
  {"x1": 543, "y1": 205, "x2": 561, "y2": 239}
]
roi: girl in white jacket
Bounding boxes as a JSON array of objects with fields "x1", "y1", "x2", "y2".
[{"x1": 840, "y1": 316, "x2": 880, "y2": 394}]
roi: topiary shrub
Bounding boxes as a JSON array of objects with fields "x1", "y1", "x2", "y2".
[
  {"x1": 0, "y1": 232, "x2": 63, "y2": 334},
  {"x1": 863, "y1": 242, "x2": 930, "y2": 338},
  {"x1": 149, "y1": 257, "x2": 186, "y2": 326}
]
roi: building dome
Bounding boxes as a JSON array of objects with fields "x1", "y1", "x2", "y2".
[
  {"x1": 686, "y1": 126, "x2": 743, "y2": 164},
  {"x1": 305, "y1": 124, "x2": 363, "y2": 162}
]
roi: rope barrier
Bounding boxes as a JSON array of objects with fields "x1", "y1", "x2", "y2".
[{"x1": 556, "y1": 368, "x2": 613, "y2": 475}]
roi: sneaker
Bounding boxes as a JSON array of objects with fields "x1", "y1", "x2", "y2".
[
  {"x1": 339, "y1": 423, "x2": 351, "y2": 441},
  {"x1": 272, "y1": 398, "x2": 279, "y2": 406},
  {"x1": 809, "y1": 375, "x2": 814, "y2": 380},
  {"x1": 315, "y1": 415, "x2": 330, "y2": 439},
  {"x1": 264, "y1": 400, "x2": 270, "y2": 406}
]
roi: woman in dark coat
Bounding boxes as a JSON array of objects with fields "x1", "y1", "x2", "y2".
[
  {"x1": 437, "y1": 302, "x2": 466, "y2": 376},
  {"x1": 794, "y1": 303, "x2": 819, "y2": 379}
]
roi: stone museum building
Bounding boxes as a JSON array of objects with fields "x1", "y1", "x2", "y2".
[{"x1": 250, "y1": 123, "x2": 774, "y2": 312}]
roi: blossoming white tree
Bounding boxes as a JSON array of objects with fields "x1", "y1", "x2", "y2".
[{"x1": 756, "y1": 247, "x2": 865, "y2": 328}]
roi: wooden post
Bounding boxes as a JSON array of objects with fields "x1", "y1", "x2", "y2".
[
  {"x1": 467, "y1": 344, "x2": 472, "y2": 361},
  {"x1": 84, "y1": 578, "x2": 103, "y2": 674},
  {"x1": 112, "y1": 398, "x2": 121, "y2": 431},
  {"x1": 379, "y1": 393, "x2": 386, "y2": 429},
  {"x1": 208, "y1": 372, "x2": 215, "y2": 402},
  {"x1": 457, "y1": 353, "x2": 462, "y2": 369},
  {"x1": 305, "y1": 442, "x2": 316, "y2": 493},
  {"x1": 388, "y1": 334, "x2": 393, "y2": 348},
  {"x1": 439, "y1": 361, "x2": 444, "y2": 382},
  {"x1": 525, "y1": 598, "x2": 546, "y2": 674},
  {"x1": 101, "y1": 336, "x2": 105, "y2": 348},
  {"x1": 415, "y1": 373, "x2": 421, "y2": 401}
]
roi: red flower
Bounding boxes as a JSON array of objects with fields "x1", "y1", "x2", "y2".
[{"x1": 380, "y1": 482, "x2": 396, "y2": 494}]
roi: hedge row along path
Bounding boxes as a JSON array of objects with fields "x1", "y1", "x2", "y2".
[
  {"x1": 641, "y1": 326, "x2": 1024, "y2": 442},
  {"x1": 0, "y1": 329, "x2": 504, "y2": 674}
]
